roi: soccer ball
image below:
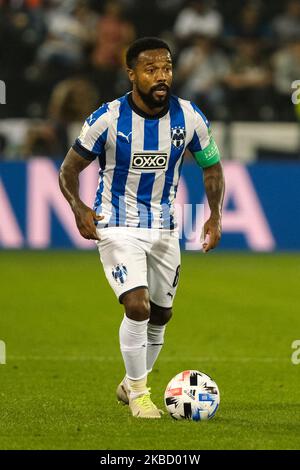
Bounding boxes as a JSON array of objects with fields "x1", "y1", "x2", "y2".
[{"x1": 164, "y1": 370, "x2": 220, "y2": 421}]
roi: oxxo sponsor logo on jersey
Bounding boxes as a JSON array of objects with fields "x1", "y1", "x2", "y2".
[{"x1": 131, "y1": 152, "x2": 168, "y2": 170}]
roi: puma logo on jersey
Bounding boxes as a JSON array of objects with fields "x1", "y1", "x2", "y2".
[
  {"x1": 131, "y1": 152, "x2": 168, "y2": 170},
  {"x1": 117, "y1": 131, "x2": 132, "y2": 143}
]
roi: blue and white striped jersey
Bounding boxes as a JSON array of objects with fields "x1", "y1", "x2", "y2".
[{"x1": 72, "y1": 92, "x2": 216, "y2": 229}]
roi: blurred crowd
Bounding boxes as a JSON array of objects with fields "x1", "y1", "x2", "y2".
[{"x1": 0, "y1": 0, "x2": 300, "y2": 157}]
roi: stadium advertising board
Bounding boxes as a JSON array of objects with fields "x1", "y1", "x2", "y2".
[{"x1": 0, "y1": 159, "x2": 299, "y2": 251}]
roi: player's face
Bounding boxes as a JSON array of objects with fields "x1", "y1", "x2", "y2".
[{"x1": 129, "y1": 49, "x2": 173, "y2": 109}]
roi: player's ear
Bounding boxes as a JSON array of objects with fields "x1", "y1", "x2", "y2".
[{"x1": 127, "y1": 68, "x2": 135, "y2": 84}]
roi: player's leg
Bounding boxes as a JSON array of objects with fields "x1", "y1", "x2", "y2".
[
  {"x1": 96, "y1": 228, "x2": 162, "y2": 418},
  {"x1": 147, "y1": 231, "x2": 181, "y2": 374},
  {"x1": 119, "y1": 287, "x2": 162, "y2": 418},
  {"x1": 119, "y1": 287, "x2": 150, "y2": 388},
  {"x1": 147, "y1": 301, "x2": 172, "y2": 374},
  {"x1": 96, "y1": 228, "x2": 148, "y2": 387}
]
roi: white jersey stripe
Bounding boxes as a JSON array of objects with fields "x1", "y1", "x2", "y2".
[
  {"x1": 151, "y1": 111, "x2": 172, "y2": 228},
  {"x1": 96, "y1": 99, "x2": 121, "y2": 224},
  {"x1": 124, "y1": 111, "x2": 145, "y2": 226}
]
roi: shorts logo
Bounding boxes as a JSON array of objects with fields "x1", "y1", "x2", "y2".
[
  {"x1": 112, "y1": 264, "x2": 128, "y2": 284},
  {"x1": 131, "y1": 152, "x2": 168, "y2": 170},
  {"x1": 171, "y1": 126, "x2": 186, "y2": 148}
]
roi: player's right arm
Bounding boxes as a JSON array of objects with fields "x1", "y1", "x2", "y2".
[
  {"x1": 60, "y1": 103, "x2": 110, "y2": 239},
  {"x1": 59, "y1": 103, "x2": 109, "y2": 240},
  {"x1": 59, "y1": 148, "x2": 102, "y2": 241}
]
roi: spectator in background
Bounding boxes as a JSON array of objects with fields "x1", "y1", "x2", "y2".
[
  {"x1": 223, "y1": 39, "x2": 273, "y2": 120},
  {"x1": 36, "y1": 0, "x2": 96, "y2": 69},
  {"x1": 23, "y1": 78, "x2": 99, "y2": 157},
  {"x1": 0, "y1": 0, "x2": 47, "y2": 117},
  {"x1": 0, "y1": 0, "x2": 298, "y2": 123},
  {"x1": 272, "y1": 38, "x2": 300, "y2": 120},
  {"x1": 86, "y1": 0, "x2": 135, "y2": 103},
  {"x1": 90, "y1": 0, "x2": 135, "y2": 69},
  {"x1": 23, "y1": 0, "x2": 98, "y2": 118},
  {"x1": 173, "y1": 0, "x2": 223, "y2": 42},
  {"x1": 154, "y1": 0, "x2": 186, "y2": 35},
  {"x1": 225, "y1": 1, "x2": 271, "y2": 43},
  {"x1": 272, "y1": 0, "x2": 300, "y2": 43},
  {"x1": 47, "y1": 77, "x2": 99, "y2": 123},
  {"x1": 175, "y1": 35, "x2": 230, "y2": 118}
]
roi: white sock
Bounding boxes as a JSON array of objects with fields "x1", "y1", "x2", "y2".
[
  {"x1": 146, "y1": 323, "x2": 166, "y2": 373},
  {"x1": 119, "y1": 314, "x2": 149, "y2": 380},
  {"x1": 127, "y1": 376, "x2": 148, "y2": 400}
]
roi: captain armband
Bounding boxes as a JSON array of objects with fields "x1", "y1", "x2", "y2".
[{"x1": 193, "y1": 137, "x2": 221, "y2": 168}]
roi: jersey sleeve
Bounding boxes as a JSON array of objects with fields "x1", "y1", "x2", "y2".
[
  {"x1": 187, "y1": 103, "x2": 220, "y2": 168},
  {"x1": 72, "y1": 103, "x2": 109, "y2": 161}
]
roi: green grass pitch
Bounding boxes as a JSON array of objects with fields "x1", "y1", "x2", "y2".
[{"x1": 0, "y1": 251, "x2": 300, "y2": 450}]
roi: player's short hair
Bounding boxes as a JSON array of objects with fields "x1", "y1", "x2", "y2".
[{"x1": 126, "y1": 37, "x2": 172, "y2": 69}]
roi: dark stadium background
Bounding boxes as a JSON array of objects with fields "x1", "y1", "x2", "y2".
[{"x1": 0, "y1": 0, "x2": 300, "y2": 451}]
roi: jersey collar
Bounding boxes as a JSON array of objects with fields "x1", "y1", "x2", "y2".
[{"x1": 127, "y1": 92, "x2": 169, "y2": 120}]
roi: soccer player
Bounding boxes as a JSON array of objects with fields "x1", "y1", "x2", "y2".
[{"x1": 59, "y1": 37, "x2": 225, "y2": 419}]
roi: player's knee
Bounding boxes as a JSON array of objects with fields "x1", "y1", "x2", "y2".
[
  {"x1": 123, "y1": 295, "x2": 151, "y2": 322},
  {"x1": 150, "y1": 303, "x2": 172, "y2": 325},
  {"x1": 164, "y1": 308, "x2": 173, "y2": 324}
]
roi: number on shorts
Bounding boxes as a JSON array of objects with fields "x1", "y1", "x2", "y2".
[{"x1": 172, "y1": 265, "x2": 181, "y2": 288}]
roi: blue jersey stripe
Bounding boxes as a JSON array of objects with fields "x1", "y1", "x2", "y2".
[
  {"x1": 86, "y1": 103, "x2": 109, "y2": 126},
  {"x1": 136, "y1": 119, "x2": 158, "y2": 228},
  {"x1": 174, "y1": 155, "x2": 185, "y2": 200},
  {"x1": 93, "y1": 129, "x2": 108, "y2": 214},
  {"x1": 92, "y1": 128, "x2": 108, "y2": 155},
  {"x1": 161, "y1": 97, "x2": 185, "y2": 228},
  {"x1": 188, "y1": 129, "x2": 202, "y2": 152},
  {"x1": 93, "y1": 130, "x2": 108, "y2": 215},
  {"x1": 110, "y1": 97, "x2": 132, "y2": 226},
  {"x1": 144, "y1": 119, "x2": 159, "y2": 150},
  {"x1": 93, "y1": 165, "x2": 105, "y2": 214}
]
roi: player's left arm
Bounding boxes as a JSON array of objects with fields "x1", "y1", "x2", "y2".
[
  {"x1": 202, "y1": 161, "x2": 225, "y2": 252},
  {"x1": 188, "y1": 104, "x2": 225, "y2": 252}
]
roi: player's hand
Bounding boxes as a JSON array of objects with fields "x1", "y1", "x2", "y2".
[
  {"x1": 201, "y1": 216, "x2": 222, "y2": 253},
  {"x1": 72, "y1": 202, "x2": 103, "y2": 241}
]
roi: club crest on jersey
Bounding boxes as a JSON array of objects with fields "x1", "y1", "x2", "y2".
[
  {"x1": 112, "y1": 264, "x2": 128, "y2": 285},
  {"x1": 171, "y1": 126, "x2": 186, "y2": 148}
]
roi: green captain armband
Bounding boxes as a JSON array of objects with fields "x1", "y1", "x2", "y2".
[{"x1": 193, "y1": 137, "x2": 220, "y2": 168}]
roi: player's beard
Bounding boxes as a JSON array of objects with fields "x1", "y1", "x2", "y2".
[{"x1": 137, "y1": 83, "x2": 170, "y2": 110}]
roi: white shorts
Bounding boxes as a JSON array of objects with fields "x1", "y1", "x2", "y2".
[{"x1": 95, "y1": 227, "x2": 181, "y2": 308}]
